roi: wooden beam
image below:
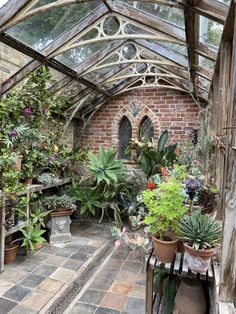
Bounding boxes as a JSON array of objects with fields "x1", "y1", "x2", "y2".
[
  {"x1": 1, "y1": 4, "x2": 108, "y2": 94},
  {"x1": 184, "y1": 0, "x2": 199, "y2": 95},
  {"x1": 195, "y1": 42, "x2": 217, "y2": 62},
  {"x1": 0, "y1": 0, "x2": 33, "y2": 31},
  {"x1": 0, "y1": 33, "x2": 110, "y2": 96},
  {"x1": 178, "y1": 0, "x2": 228, "y2": 24}
]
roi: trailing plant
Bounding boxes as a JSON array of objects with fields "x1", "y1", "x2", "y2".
[
  {"x1": 143, "y1": 177, "x2": 187, "y2": 239},
  {"x1": 177, "y1": 211, "x2": 222, "y2": 250},
  {"x1": 41, "y1": 194, "x2": 77, "y2": 211}
]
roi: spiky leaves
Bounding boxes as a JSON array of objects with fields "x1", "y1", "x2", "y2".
[
  {"x1": 177, "y1": 212, "x2": 222, "y2": 250},
  {"x1": 87, "y1": 147, "x2": 125, "y2": 185}
]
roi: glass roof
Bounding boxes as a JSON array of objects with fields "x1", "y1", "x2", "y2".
[
  {"x1": 0, "y1": 0, "x2": 230, "y2": 111},
  {"x1": 6, "y1": 1, "x2": 102, "y2": 51}
]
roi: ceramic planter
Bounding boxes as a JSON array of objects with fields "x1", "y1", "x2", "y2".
[
  {"x1": 24, "y1": 177, "x2": 33, "y2": 185},
  {"x1": 183, "y1": 243, "x2": 215, "y2": 273},
  {"x1": 4, "y1": 242, "x2": 19, "y2": 264},
  {"x1": 152, "y1": 236, "x2": 178, "y2": 263}
]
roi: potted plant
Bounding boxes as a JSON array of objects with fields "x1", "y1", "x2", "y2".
[
  {"x1": 21, "y1": 162, "x2": 34, "y2": 185},
  {"x1": 41, "y1": 194, "x2": 77, "y2": 212},
  {"x1": 177, "y1": 212, "x2": 222, "y2": 272},
  {"x1": 4, "y1": 238, "x2": 20, "y2": 264},
  {"x1": 37, "y1": 172, "x2": 56, "y2": 185},
  {"x1": 143, "y1": 177, "x2": 187, "y2": 263}
]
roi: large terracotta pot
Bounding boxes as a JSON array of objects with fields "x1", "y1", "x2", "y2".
[
  {"x1": 152, "y1": 236, "x2": 178, "y2": 263},
  {"x1": 174, "y1": 278, "x2": 206, "y2": 314},
  {"x1": 184, "y1": 243, "x2": 215, "y2": 273},
  {"x1": 4, "y1": 242, "x2": 19, "y2": 264}
]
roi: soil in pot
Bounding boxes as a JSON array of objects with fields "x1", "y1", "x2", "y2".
[
  {"x1": 152, "y1": 236, "x2": 178, "y2": 263},
  {"x1": 184, "y1": 243, "x2": 215, "y2": 273},
  {"x1": 4, "y1": 242, "x2": 19, "y2": 264},
  {"x1": 53, "y1": 207, "x2": 71, "y2": 212}
]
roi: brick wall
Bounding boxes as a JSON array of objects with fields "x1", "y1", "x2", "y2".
[
  {"x1": 0, "y1": 42, "x2": 30, "y2": 83},
  {"x1": 81, "y1": 88, "x2": 200, "y2": 154}
]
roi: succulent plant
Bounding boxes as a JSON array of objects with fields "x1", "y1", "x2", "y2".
[{"x1": 177, "y1": 212, "x2": 222, "y2": 250}]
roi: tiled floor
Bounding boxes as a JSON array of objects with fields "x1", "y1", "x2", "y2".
[
  {"x1": 66, "y1": 247, "x2": 146, "y2": 314},
  {"x1": 0, "y1": 221, "x2": 146, "y2": 314}
]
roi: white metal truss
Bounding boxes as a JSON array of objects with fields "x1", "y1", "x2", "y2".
[
  {"x1": 101, "y1": 62, "x2": 186, "y2": 85},
  {"x1": 115, "y1": 75, "x2": 187, "y2": 95},
  {"x1": 82, "y1": 42, "x2": 186, "y2": 76},
  {"x1": 51, "y1": 12, "x2": 185, "y2": 57}
]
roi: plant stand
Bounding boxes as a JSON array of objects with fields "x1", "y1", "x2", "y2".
[
  {"x1": 47, "y1": 210, "x2": 73, "y2": 244},
  {"x1": 145, "y1": 250, "x2": 216, "y2": 314}
]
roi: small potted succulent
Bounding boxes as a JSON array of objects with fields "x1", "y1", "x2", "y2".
[
  {"x1": 41, "y1": 194, "x2": 77, "y2": 212},
  {"x1": 177, "y1": 212, "x2": 222, "y2": 273},
  {"x1": 143, "y1": 177, "x2": 187, "y2": 263}
]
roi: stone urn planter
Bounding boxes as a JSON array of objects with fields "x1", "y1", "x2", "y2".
[
  {"x1": 152, "y1": 236, "x2": 178, "y2": 263},
  {"x1": 47, "y1": 209, "x2": 73, "y2": 244},
  {"x1": 183, "y1": 243, "x2": 215, "y2": 273}
]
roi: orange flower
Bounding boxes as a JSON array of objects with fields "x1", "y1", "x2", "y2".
[{"x1": 147, "y1": 182, "x2": 156, "y2": 190}]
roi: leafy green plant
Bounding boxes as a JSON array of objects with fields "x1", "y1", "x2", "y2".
[
  {"x1": 143, "y1": 177, "x2": 187, "y2": 239},
  {"x1": 130, "y1": 130, "x2": 178, "y2": 179},
  {"x1": 75, "y1": 188, "x2": 101, "y2": 216},
  {"x1": 41, "y1": 194, "x2": 77, "y2": 211},
  {"x1": 177, "y1": 212, "x2": 222, "y2": 250},
  {"x1": 37, "y1": 173, "x2": 56, "y2": 184},
  {"x1": 21, "y1": 162, "x2": 34, "y2": 180},
  {"x1": 30, "y1": 208, "x2": 51, "y2": 228},
  {"x1": 87, "y1": 147, "x2": 125, "y2": 185},
  {"x1": 20, "y1": 223, "x2": 47, "y2": 251}
]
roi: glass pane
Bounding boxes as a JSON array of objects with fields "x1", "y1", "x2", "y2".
[
  {"x1": 83, "y1": 64, "x2": 127, "y2": 84},
  {"x1": 6, "y1": 1, "x2": 102, "y2": 51},
  {"x1": 31, "y1": 0, "x2": 57, "y2": 10},
  {"x1": 55, "y1": 42, "x2": 105, "y2": 68},
  {"x1": 199, "y1": 55, "x2": 215, "y2": 71},
  {"x1": 57, "y1": 80, "x2": 86, "y2": 98},
  {"x1": 0, "y1": 42, "x2": 32, "y2": 84},
  {"x1": 154, "y1": 41, "x2": 188, "y2": 56},
  {"x1": 199, "y1": 16, "x2": 223, "y2": 48},
  {"x1": 123, "y1": 1, "x2": 185, "y2": 28},
  {"x1": 139, "y1": 116, "x2": 154, "y2": 142},
  {"x1": 75, "y1": 91, "x2": 103, "y2": 111},
  {"x1": 214, "y1": 0, "x2": 230, "y2": 4},
  {"x1": 119, "y1": 117, "x2": 132, "y2": 160},
  {"x1": 0, "y1": 0, "x2": 10, "y2": 8}
]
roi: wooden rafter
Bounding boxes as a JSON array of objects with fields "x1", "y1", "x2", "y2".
[
  {"x1": 184, "y1": 0, "x2": 199, "y2": 95},
  {"x1": 0, "y1": 33, "x2": 111, "y2": 97},
  {"x1": 1, "y1": 4, "x2": 109, "y2": 94}
]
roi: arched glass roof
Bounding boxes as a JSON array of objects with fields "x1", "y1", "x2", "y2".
[{"x1": 0, "y1": 0, "x2": 230, "y2": 115}]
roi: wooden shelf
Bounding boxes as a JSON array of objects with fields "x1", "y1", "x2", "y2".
[{"x1": 5, "y1": 221, "x2": 28, "y2": 237}]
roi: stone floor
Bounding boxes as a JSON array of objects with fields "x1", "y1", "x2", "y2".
[{"x1": 0, "y1": 220, "x2": 146, "y2": 314}]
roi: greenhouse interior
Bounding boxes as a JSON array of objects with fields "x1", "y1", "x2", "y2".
[{"x1": 0, "y1": 0, "x2": 235, "y2": 313}]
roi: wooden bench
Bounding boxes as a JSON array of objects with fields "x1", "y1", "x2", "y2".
[{"x1": 145, "y1": 250, "x2": 215, "y2": 314}]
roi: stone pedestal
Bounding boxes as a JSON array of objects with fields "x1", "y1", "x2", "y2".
[{"x1": 47, "y1": 210, "x2": 73, "y2": 244}]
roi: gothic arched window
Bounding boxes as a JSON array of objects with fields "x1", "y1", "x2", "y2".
[
  {"x1": 139, "y1": 116, "x2": 154, "y2": 142},
  {"x1": 119, "y1": 116, "x2": 132, "y2": 160}
]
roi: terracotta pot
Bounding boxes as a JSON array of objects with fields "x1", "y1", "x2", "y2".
[
  {"x1": 177, "y1": 240, "x2": 185, "y2": 253},
  {"x1": 55, "y1": 169, "x2": 62, "y2": 179},
  {"x1": 24, "y1": 177, "x2": 33, "y2": 185},
  {"x1": 4, "y1": 242, "x2": 19, "y2": 264},
  {"x1": 53, "y1": 207, "x2": 71, "y2": 212},
  {"x1": 183, "y1": 243, "x2": 215, "y2": 273},
  {"x1": 152, "y1": 236, "x2": 178, "y2": 263},
  {"x1": 10, "y1": 155, "x2": 23, "y2": 172},
  {"x1": 174, "y1": 278, "x2": 206, "y2": 314}
]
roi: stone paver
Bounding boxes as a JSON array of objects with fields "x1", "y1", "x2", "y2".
[
  {"x1": 62, "y1": 258, "x2": 83, "y2": 271},
  {"x1": 100, "y1": 292, "x2": 128, "y2": 310},
  {"x1": 37, "y1": 278, "x2": 63, "y2": 294},
  {"x1": 79, "y1": 289, "x2": 106, "y2": 305},
  {"x1": 20, "y1": 274, "x2": 45, "y2": 288},
  {"x1": 95, "y1": 307, "x2": 120, "y2": 314},
  {"x1": 110, "y1": 281, "x2": 133, "y2": 295},
  {"x1": 0, "y1": 297, "x2": 17, "y2": 314},
  {"x1": 49, "y1": 267, "x2": 75, "y2": 283},
  {"x1": 0, "y1": 269, "x2": 27, "y2": 283},
  {"x1": 8, "y1": 305, "x2": 38, "y2": 314},
  {"x1": 69, "y1": 302, "x2": 97, "y2": 314},
  {"x1": 3, "y1": 284, "x2": 31, "y2": 302},
  {"x1": 42, "y1": 255, "x2": 67, "y2": 267},
  {"x1": 0, "y1": 280, "x2": 15, "y2": 296},
  {"x1": 21, "y1": 290, "x2": 53, "y2": 311},
  {"x1": 32, "y1": 264, "x2": 57, "y2": 277}
]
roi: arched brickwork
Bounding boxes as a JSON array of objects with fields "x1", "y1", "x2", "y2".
[{"x1": 111, "y1": 100, "x2": 160, "y2": 152}]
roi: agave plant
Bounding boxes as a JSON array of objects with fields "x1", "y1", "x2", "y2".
[
  {"x1": 177, "y1": 212, "x2": 222, "y2": 250},
  {"x1": 87, "y1": 147, "x2": 125, "y2": 185}
]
